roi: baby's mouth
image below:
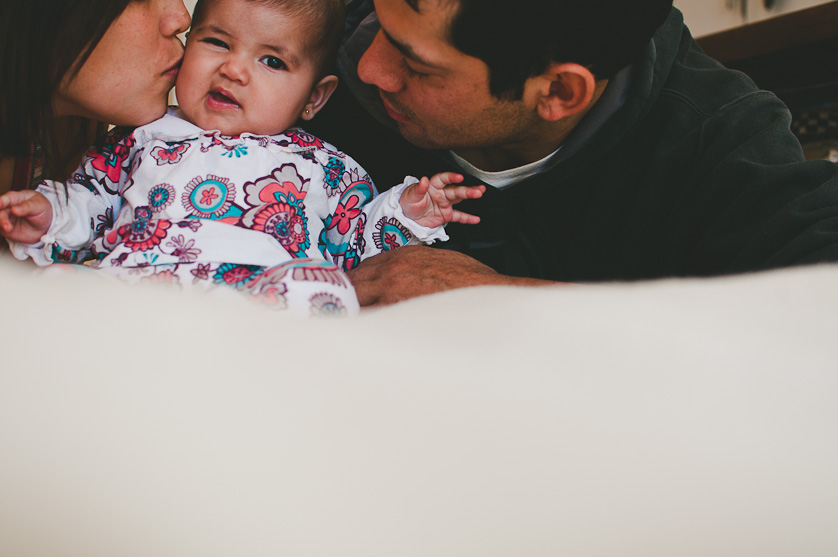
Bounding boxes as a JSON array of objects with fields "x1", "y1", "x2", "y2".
[{"x1": 208, "y1": 90, "x2": 239, "y2": 108}]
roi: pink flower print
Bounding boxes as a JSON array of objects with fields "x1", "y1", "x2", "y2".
[
  {"x1": 117, "y1": 218, "x2": 172, "y2": 252},
  {"x1": 248, "y1": 276, "x2": 289, "y2": 309},
  {"x1": 89, "y1": 133, "x2": 135, "y2": 185},
  {"x1": 384, "y1": 232, "x2": 401, "y2": 250},
  {"x1": 148, "y1": 183, "x2": 176, "y2": 213},
  {"x1": 251, "y1": 202, "x2": 310, "y2": 254},
  {"x1": 150, "y1": 142, "x2": 189, "y2": 165},
  {"x1": 200, "y1": 187, "x2": 220, "y2": 206},
  {"x1": 354, "y1": 213, "x2": 366, "y2": 242},
  {"x1": 258, "y1": 181, "x2": 301, "y2": 205},
  {"x1": 328, "y1": 194, "x2": 362, "y2": 235},
  {"x1": 289, "y1": 131, "x2": 324, "y2": 150},
  {"x1": 182, "y1": 175, "x2": 236, "y2": 218},
  {"x1": 373, "y1": 217, "x2": 412, "y2": 252},
  {"x1": 242, "y1": 164, "x2": 308, "y2": 208},
  {"x1": 200, "y1": 135, "x2": 225, "y2": 153},
  {"x1": 214, "y1": 264, "x2": 263, "y2": 288},
  {"x1": 225, "y1": 267, "x2": 253, "y2": 284}
]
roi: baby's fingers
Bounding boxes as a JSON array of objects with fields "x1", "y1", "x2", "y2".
[
  {"x1": 402, "y1": 176, "x2": 431, "y2": 202},
  {"x1": 429, "y1": 172, "x2": 464, "y2": 189},
  {"x1": 0, "y1": 190, "x2": 42, "y2": 215},
  {"x1": 450, "y1": 209, "x2": 481, "y2": 225},
  {"x1": 444, "y1": 184, "x2": 485, "y2": 201},
  {"x1": 415, "y1": 176, "x2": 431, "y2": 195},
  {"x1": 0, "y1": 209, "x2": 12, "y2": 233},
  {"x1": 11, "y1": 198, "x2": 40, "y2": 217},
  {"x1": 0, "y1": 191, "x2": 26, "y2": 210}
]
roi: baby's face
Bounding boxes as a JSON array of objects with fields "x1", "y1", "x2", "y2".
[{"x1": 175, "y1": 0, "x2": 320, "y2": 136}]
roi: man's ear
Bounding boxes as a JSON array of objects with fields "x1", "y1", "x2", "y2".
[
  {"x1": 529, "y1": 63, "x2": 597, "y2": 122},
  {"x1": 300, "y1": 75, "x2": 339, "y2": 121}
]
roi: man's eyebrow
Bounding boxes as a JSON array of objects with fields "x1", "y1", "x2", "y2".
[{"x1": 381, "y1": 28, "x2": 436, "y2": 67}]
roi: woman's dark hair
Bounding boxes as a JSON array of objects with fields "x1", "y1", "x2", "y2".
[
  {"x1": 1, "y1": 0, "x2": 132, "y2": 175},
  {"x1": 408, "y1": 0, "x2": 674, "y2": 100}
]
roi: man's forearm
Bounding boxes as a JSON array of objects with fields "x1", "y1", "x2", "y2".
[{"x1": 348, "y1": 246, "x2": 559, "y2": 307}]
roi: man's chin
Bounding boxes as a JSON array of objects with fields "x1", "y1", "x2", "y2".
[{"x1": 396, "y1": 124, "x2": 445, "y2": 150}]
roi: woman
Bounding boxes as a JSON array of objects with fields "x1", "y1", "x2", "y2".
[{"x1": 0, "y1": 0, "x2": 191, "y2": 195}]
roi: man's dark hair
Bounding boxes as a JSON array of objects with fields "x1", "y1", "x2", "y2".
[
  {"x1": 192, "y1": 0, "x2": 345, "y2": 78},
  {"x1": 408, "y1": 0, "x2": 674, "y2": 99}
]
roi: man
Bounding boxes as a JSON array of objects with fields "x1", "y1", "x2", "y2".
[{"x1": 308, "y1": 0, "x2": 838, "y2": 306}]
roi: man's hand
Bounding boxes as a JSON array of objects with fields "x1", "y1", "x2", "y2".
[
  {"x1": 348, "y1": 245, "x2": 557, "y2": 307},
  {"x1": 0, "y1": 190, "x2": 53, "y2": 244}
]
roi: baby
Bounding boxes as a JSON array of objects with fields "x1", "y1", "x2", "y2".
[{"x1": 0, "y1": 0, "x2": 483, "y2": 316}]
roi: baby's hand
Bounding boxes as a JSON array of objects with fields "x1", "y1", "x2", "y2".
[
  {"x1": 0, "y1": 190, "x2": 54, "y2": 244},
  {"x1": 399, "y1": 172, "x2": 485, "y2": 228}
]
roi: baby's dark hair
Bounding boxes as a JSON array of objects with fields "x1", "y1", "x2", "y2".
[{"x1": 191, "y1": 0, "x2": 345, "y2": 77}]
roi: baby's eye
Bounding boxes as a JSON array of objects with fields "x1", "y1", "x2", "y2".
[
  {"x1": 201, "y1": 37, "x2": 229, "y2": 49},
  {"x1": 260, "y1": 55, "x2": 286, "y2": 70}
]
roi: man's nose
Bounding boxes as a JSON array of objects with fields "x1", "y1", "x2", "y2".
[{"x1": 357, "y1": 31, "x2": 404, "y2": 93}]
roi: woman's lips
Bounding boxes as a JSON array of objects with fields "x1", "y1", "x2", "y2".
[{"x1": 163, "y1": 57, "x2": 183, "y2": 80}]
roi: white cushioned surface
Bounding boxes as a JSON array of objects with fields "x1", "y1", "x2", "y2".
[{"x1": 1, "y1": 255, "x2": 837, "y2": 556}]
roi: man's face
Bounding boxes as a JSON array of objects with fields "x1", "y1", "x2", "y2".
[{"x1": 357, "y1": 0, "x2": 540, "y2": 157}]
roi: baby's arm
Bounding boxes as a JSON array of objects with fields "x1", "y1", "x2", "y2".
[
  {"x1": 6, "y1": 128, "x2": 137, "y2": 264},
  {"x1": 399, "y1": 172, "x2": 485, "y2": 229},
  {"x1": 0, "y1": 190, "x2": 53, "y2": 244},
  {"x1": 318, "y1": 151, "x2": 479, "y2": 271}
]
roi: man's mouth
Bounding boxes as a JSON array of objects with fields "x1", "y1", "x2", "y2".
[{"x1": 379, "y1": 93, "x2": 410, "y2": 123}]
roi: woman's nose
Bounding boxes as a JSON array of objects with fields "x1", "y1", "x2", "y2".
[
  {"x1": 357, "y1": 30, "x2": 404, "y2": 93},
  {"x1": 162, "y1": 0, "x2": 191, "y2": 37}
]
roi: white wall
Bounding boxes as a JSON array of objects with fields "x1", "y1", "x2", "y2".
[
  {"x1": 674, "y1": 0, "x2": 743, "y2": 37},
  {"x1": 675, "y1": 0, "x2": 834, "y2": 37}
]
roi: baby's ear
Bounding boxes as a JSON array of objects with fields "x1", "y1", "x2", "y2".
[{"x1": 300, "y1": 75, "x2": 339, "y2": 121}]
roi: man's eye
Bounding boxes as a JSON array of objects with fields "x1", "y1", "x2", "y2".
[
  {"x1": 261, "y1": 56, "x2": 286, "y2": 70},
  {"x1": 403, "y1": 59, "x2": 428, "y2": 78},
  {"x1": 201, "y1": 37, "x2": 228, "y2": 49}
]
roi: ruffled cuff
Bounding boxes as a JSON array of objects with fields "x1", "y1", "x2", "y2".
[
  {"x1": 8, "y1": 182, "x2": 95, "y2": 266},
  {"x1": 7, "y1": 238, "x2": 51, "y2": 266}
]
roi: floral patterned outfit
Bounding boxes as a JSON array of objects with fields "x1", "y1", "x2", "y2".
[{"x1": 8, "y1": 109, "x2": 446, "y2": 315}]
